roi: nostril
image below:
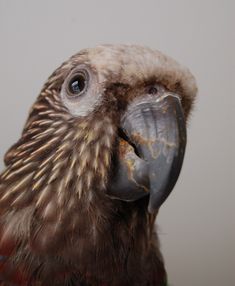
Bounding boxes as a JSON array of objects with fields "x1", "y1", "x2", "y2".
[
  {"x1": 118, "y1": 128, "x2": 141, "y2": 158},
  {"x1": 148, "y1": 86, "x2": 158, "y2": 95}
]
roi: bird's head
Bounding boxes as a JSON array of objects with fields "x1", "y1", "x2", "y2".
[{"x1": 0, "y1": 45, "x2": 197, "y2": 255}]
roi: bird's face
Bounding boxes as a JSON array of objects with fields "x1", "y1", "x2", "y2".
[
  {"x1": 55, "y1": 45, "x2": 195, "y2": 212},
  {"x1": 49, "y1": 61, "x2": 187, "y2": 213},
  {"x1": 0, "y1": 45, "x2": 196, "y2": 250}
]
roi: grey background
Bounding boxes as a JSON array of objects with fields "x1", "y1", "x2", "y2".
[{"x1": 0, "y1": 0, "x2": 234, "y2": 285}]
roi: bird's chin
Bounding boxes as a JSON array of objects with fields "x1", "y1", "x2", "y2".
[{"x1": 107, "y1": 93, "x2": 187, "y2": 213}]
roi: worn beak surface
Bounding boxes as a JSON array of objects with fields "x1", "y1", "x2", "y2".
[{"x1": 108, "y1": 93, "x2": 186, "y2": 213}]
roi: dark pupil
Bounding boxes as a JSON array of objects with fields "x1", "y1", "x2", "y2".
[{"x1": 69, "y1": 75, "x2": 85, "y2": 95}]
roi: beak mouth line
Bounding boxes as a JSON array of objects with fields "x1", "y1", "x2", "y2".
[{"x1": 118, "y1": 128, "x2": 142, "y2": 160}]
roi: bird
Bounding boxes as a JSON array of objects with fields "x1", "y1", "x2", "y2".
[{"x1": 0, "y1": 44, "x2": 197, "y2": 286}]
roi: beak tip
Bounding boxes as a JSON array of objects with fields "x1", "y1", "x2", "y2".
[{"x1": 147, "y1": 194, "x2": 163, "y2": 213}]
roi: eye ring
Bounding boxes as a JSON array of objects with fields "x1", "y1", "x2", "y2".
[{"x1": 66, "y1": 70, "x2": 88, "y2": 97}]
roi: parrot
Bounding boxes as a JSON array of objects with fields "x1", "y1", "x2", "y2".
[{"x1": 0, "y1": 45, "x2": 197, "y2": 286}]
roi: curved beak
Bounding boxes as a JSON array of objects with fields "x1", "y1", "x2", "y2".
[{"x1": 107, "y1": 93, "x2": 186, "y2": 213}]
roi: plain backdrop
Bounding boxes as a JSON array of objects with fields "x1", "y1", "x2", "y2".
[{"x1": 0, "y1": 1, "x2": 234, "y2": 285}]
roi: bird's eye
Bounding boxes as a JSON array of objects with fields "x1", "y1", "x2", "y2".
[{"x1": 67, "y1": 71, "x2": 87, "y2": 97}]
